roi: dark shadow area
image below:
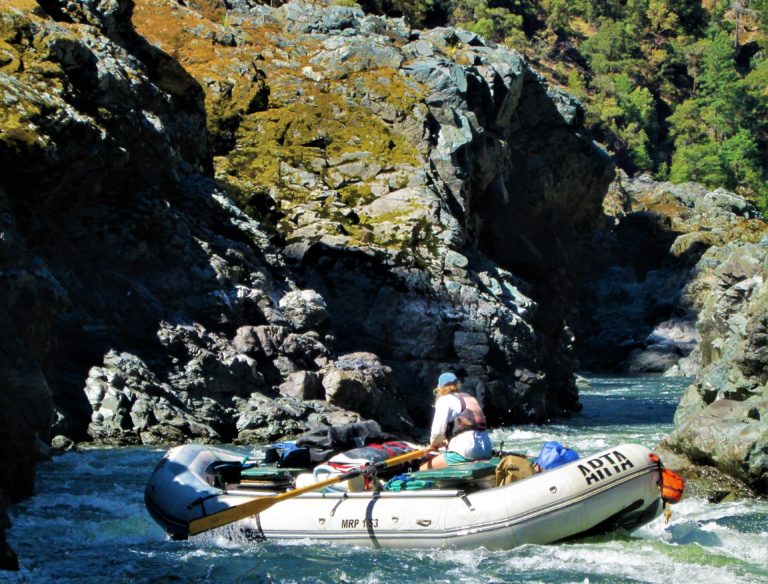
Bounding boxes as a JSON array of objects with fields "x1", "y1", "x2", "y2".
[
  {"x1": 0, "y1": 0, "x2": 276, "y2": 443},
  {"x1": 471, "y1": 72, "x2": 613, "y2": 382},
  {"x1": 569, "y1": 210, "x2": 710, "y2": 372}
]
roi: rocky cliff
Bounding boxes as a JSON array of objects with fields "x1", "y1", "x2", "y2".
[
  {"x1": 1, "y1": 0, "x2": 766, "y2": 568},
  {"x1": 660, "y1": 229, "x2": 767, "y2": 499},
  {"x1": 0, "y1": 0, "x2": 618, "y2": 564}
]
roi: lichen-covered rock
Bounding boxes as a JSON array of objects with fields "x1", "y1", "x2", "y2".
[
  {"x1": 12, "y1": 1, "x2": 754, "y2": 561},
  {"x1": 0, "y1": 0, "x2": 766, "y2": 565},
  {"x1": 0, "y1": 0, "x2": 615, "y2": 485}
]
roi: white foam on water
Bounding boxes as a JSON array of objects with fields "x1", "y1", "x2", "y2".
[
  {"x1": 503, "y1": 540, "x2": 758, "y2": 584},
  {"x1": 492, "y1": 428, "x2": 552, "y2": 442},
  {"x1": 562, "y1": 437, "x2": 610, "y2": 452},
  {"x1": 20, "y1": 490, "x2": 144, "y2": 516},
  {"x1": 3, "y1": 377, "x2": 764, "y2": 584},
  {"x1": 698, "y1": 521, "x2": 768, "y2": 565},
  {"x1": 644, "y1": 497, "x2": 768, "y2": 565},
  {"x1": 178, "y1": 547, "x2": 223, "y2": 562},
  {"x1": 48, "y1": 448, "x2": 151, "y2": 477}
]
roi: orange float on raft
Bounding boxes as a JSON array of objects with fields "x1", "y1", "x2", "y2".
[{"x1": 648, "y1": 452, "x2": 685, "y2": 503}]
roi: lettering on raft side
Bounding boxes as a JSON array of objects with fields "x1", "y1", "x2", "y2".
[
  {"x1": 578, "y1": 451, "x2": 634, "y2": 486},
  {"x1": 340, "y1": 518, "x2": 379, "y2": 529}
]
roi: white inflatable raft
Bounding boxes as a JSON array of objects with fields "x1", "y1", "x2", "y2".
[{"x1": 145, "y1": 443, "x2": 675, "y2": 548}]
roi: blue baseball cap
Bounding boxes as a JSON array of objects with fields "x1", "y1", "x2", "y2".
[{"x1": 438, "y1": 372, "x2": 458, "y2": 387}]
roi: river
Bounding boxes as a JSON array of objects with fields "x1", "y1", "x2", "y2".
[{"x1": 3, "y1": 376, "x2": 767, "y2": 583}]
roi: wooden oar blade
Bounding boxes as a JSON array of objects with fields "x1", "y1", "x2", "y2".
[
  {"x1": 188, "y1": 495, "x2": 280, "y2": 535},
  {"x1": 186, "y1": 447, "x2": 428, "y2": 537}
]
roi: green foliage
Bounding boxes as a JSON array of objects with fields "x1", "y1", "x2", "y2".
[
  {"x1": 646, "y1": 0, "x2": 679, "y2": 35},
  {"x1": 453, "y1": 0, "x2": 526, "y2": 45},
  {"x1": 573, "y1": 3, "x2": 765, "y2": 211},
  {"x1": 664, "y1": 0, "x2": 707, "y2": 33},
  {"x1": 622, "y1": 122, "x2": 653, "y2": 168},
  {"x1": 625, "y1": 0, "x2": 649, "y2": 34},
  {"x1": 756, "y1": 0, "x2": 768, "y2": 30},
  {"x1": 720, "y1": 131, "x2": 762, "y2": 189},
  {"x1": 542, "y1": 0, "x2": 572, "y2": 32},
  {"x1": 666, "y1": 28, "x2": 766, "y2": 207},
  {"x1": 581, "y1": 19, "x2": 642, "y2": 75},
  {"x1": 566, "y1": 69, "x2": 588, "y2": 101},
  {"x1": 614, "y1": 75, "x2": 654, "y2": 127},
  {"x1": 745, "y1": 57, "x2": 768, "y2": 98},
  {"x1": 698, "y1": 33, "x2": 745, "y2": 133},
  {"x1": 669, "y1": 129, "x2": 765, "y2": 204},
  {"x1": 667, "y1": 99, "x2": 706, "y2": 147},
  {"x1": 351, "y1": 0, "x2": 768, "y2": 213},
  {"x1": 669, "y1": 141, "x2": 727, "y2": 186}
]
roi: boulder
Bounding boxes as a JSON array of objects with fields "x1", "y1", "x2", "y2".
[
  {"x1": 278, "y1": 289, "x2": 330, "y2": 332},
  {"x1": 279, "y1": 371, "x2": 324, "y2": 400},
  {"x1": 662, "y1": 239, "x2": 768, "y2": 495},
  {"x1": 322, "y1": 353, "x2": 413, "y2": 434},
  {"x1": 84, "y1": 351, "x2": 221, "y2": 445}
]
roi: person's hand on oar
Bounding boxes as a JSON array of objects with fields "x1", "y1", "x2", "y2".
[{"x1": 186, "y1": 447, "x2": 429, "y2": 538}]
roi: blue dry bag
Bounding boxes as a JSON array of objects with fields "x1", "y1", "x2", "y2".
[{"x1": 536, "y1": 441, "x2": 579, "y2": 471}]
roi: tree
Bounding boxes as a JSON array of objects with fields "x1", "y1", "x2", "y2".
[
  {"x1": 542, "y1": 0, "x2": 571, "y2": 33},
  {"x1": 452, "y1": 0, "x2": 527, "y2": 45},
  {"x1": 665, "y1": 0, "x2": 708, "y2": 33},
  {"x1": 669, "y1": 142, "x2": 728, "y2": 185},
  {"x1": 581, "y1": 18, "x2": 643, "y2": 75},
  {"x1": 647, "y1": 0, "x2": 679, "y2": 35},
  {"x1": 698, "y1": 32, "x2": 750, "y2": 141},
  {"x1": 720, "y1": 130, "x2": 762, "y2": 189},
  {"x1": 667, "y1": 99, "x2": 707, "y2": 147}
]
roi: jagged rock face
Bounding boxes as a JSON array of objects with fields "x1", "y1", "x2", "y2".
[
  {"x1": 0, "y1": 5, "x2": 762, "y2": 562},
  {"x1": 132, "y1": 0, "x2": 615, "y2": 421},
  {"x1": 0, "y1": 0, "x2": 613, "y2": 530}
]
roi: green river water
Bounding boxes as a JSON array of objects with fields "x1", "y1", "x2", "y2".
[{"x1": 3, "y1": 375, "x2": 767, "y2": 583}]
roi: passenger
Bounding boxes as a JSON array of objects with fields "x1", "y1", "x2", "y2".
[{"x1": 420, "y1": 372, "x2": 492, "y2": 470}]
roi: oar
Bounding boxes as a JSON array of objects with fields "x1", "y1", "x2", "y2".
[{"x1": 187, "y1": 447, "x2": 429, "y2": 536}]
